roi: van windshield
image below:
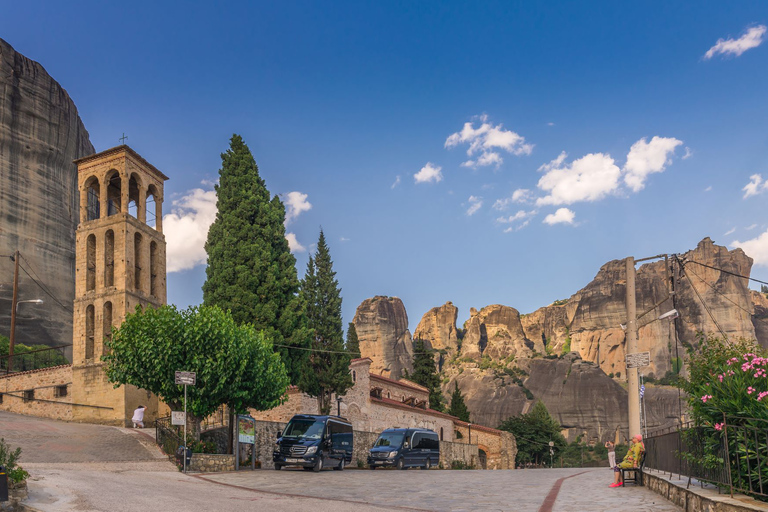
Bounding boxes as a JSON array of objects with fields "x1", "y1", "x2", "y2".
[
  {"x1": 374, "y1": 432, "x2": 404, "y2": 447},
  {"x1": 282, "y1": 419, "x2": 324, "y2": 439}
]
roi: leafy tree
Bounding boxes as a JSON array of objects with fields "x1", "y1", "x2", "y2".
[
  {"x1": 407, "y1": 338, "x2": 445, "y2": 412},
  {"x1": 0, "y1": 335, "x2": 68, "y2": 372},
  {"x1": 299, "y1": 231, "x2": 353, "y2": 414},
  {"x1": 202, "y1": 134, "x2": 310, "y2": 385},
  {"x1": 346, "y1": 323, "x2": 360, "y2": 358},
  {"x1": 499, "y1": 400, "x2": 566, "y2": 466},
  {"x1": 762, "y1": 284, "x2": 768, "y2": 296},
  {"x1": 448, "y1": 381, "x2": 470, "y2": 422},
  {"x1": 103, "y1": 305, "x2": 289, "y2": 428}
]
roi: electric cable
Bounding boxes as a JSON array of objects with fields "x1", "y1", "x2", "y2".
[
  {"x1": 17, "y1": 262, "x2": 73, "y2": 312},
  {"x1": 685, "y1": 260, "x2": 768, "y2": 287},
  {"x1": 19, "y1": 254, "x2": 73, "y2": 311},
  {"x1": 675, "y1": 256, "x2": 729, "y2": 340}
]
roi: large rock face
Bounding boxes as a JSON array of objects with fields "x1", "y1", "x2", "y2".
[
  {"x1": 413, "y1": 301, "x2": 459, "y2": 367},
  {"x1": 0, "y1": 38, "x2": 94, "y2": 347},
  {"x1": 461, "y1": 304, "x2": 544, "y2": 360},
  {"x1": 353, "y1": 296, "x2": 413, "y2": 379}
]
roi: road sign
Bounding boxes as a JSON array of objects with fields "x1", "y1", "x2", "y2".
[
  {"x1": 171, "y1": 411, "x2": 186, "y2": 426},
  {"x1": 175, "y1": 371, "x2": 196, "y2": 385},
  {"x1": 626, "y1": 351, "x2": 651, "y2": 369}
]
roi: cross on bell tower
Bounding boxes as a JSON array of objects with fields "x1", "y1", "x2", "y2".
[{"x1": 70, "y1": 145, "x2": 168, "y2": 426}]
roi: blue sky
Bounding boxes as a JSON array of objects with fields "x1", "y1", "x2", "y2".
[{"x1": 3, "y1": 1, "x2": 767, "y2": 331}]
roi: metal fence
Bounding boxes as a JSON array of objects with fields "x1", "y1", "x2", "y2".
[
  {"x1": 645, "y1": 417, "x2": 768, "y2": 501},
  {"x1": 156, "y1": 416, "x2": 183, "y2": 458},
  {"x1": 201, "y1": 405, "x2": 229, "y2": 432},
  {"x1": 0, "y1": 344, "x2": 71, "y2": 374}
]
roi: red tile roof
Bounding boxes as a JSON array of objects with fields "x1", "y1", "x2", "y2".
[
  {"x1": 369, "y1": 373, "x2": 429, "y2": 393},
  {"x1": 0, "y1": 364, "x2": 71, "y2": 380},
  {"x1": 371, "y1": 396, "x2": 459, "y2": 421},
  {"x1": 453, "y1": 419, "x2": 504, "y2": 435}
]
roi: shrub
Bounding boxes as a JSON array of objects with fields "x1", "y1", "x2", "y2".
[
  {"x1": 0, "y1": 438, "x2": 29, "y2": 483},
  {"x1": 450, "y1": 460, "x2": 475, "y2": 470}
]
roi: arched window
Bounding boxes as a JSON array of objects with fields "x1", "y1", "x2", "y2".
[
  {"x1": 387, "y1": 391, "x2": 391, "y2": 399},
  {"x1": 104, "y1": 230, "x2": 114, "y2": 287},
  {"x1": 86, "y1": 178, "x2": 100, "y2": 221},
  {"x1": 146, "y1": 186, "x2": 158, "y2": 229},
  {"x1": 85, "y1": 305, "x2": 95, "y2": 360},
  {"x1": 128, "y1": 174, "x2": 141, "y2": 218},
  {"x1": 86, "y1": 234, "x2": 96, "y2": 291},
  {"x1": 440, "y1": 427, "x2": 444, "y2": 441},
  {"x1": 134, "y1": 233, "x2": 143, "y2": 292},
  {"x1": 103, "y1": 302, "x2": 113, "y2": 354},
  {"x1": 149, "y1": 241, "x2": 157, "y2": 297},
  {"x1": 106, "y1": 171, "x2": 121, "y2": 216},
  {"x1": 352, "y1": 370, "x2": 356, "y2": 382}
]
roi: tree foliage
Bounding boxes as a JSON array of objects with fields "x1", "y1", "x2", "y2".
[
  {"x1": 498, "y1": 400, "x2": 566, "y2": 466},
  {"x1": 448, "y1": 381, "x2": 470, "y2": 422},
  {"x1": 0, "y1": 335, "x2": 68, "y2": 372},
  {"x1": 346, "y1": 322, "x2": 360, "y2": 358},
  {"x1": 407, "y1": 338, "x2": 445, "y2": 412},
  {"x1": 299, "y1": 231, "x2": 352, "y2": 414},
  {"x1": 202, "y1": 134, "x2": 310, "y2": 385},
  {"x1": 103, "y1": 305, "x2": 290, "y2": 421}
]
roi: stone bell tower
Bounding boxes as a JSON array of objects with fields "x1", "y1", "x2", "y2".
[{"x1": 70, "y1": 145, "x2": 168, "y2": 426}]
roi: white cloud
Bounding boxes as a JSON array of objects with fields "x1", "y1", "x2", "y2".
[
  {"x1": 163, "y1": 188, "x2": 218, "y2": 273},
  {"x1": 493, "y1": 188, "x2": 533, "y2": 210},
  {"x1": 704, "y1": 186, "x2": 712, "y2": 192},
  {"x1": 536, "y1": 152, "x2": 622, "y2": 206},
  {"x1": 743, "y1": 174, "x2": 768, "y2": 198},
  {"x1": 683, "y1": 147, "x2": 693, "y2": 160},
  {"x1": 285, "y1": 233, "x2": 306, "y2": 253},
  {"x1": 543, "y1": 208, "x2": 576, "y2": 225},
  {"x1": 547, "y1": 122, "x2": 555, "y2": 127},
  {"x1": 466, "y1": 196, "x2": 483, "y2": 216},
  {"x1": 623, "y1": 136, "x2": 683, "y2": 192},
  {"x1": 283, "y1": 191, "x2": 312, "y2": 224},
  {"x1": 445, "y1": 114, "x2": 533, "y2": 168},
  {"x1": 724, "y1": 227, "x2": 736, "y2": 236},
  {"x1": 746, "y1": 223, "x2": 758, "y2": 231},
  {"x1": 340, "y1": 237, "x2": 350, "y2": 242},
  {"x1": 391, "y1": 175, "x2": 401, "y2": 189},
  {"x1": 496, "y1": 210, "x2": 536, "y2": 224},
  {"x1": 704, "y1": 25, "x2": 767, "y2": 60},
  {"x1": 732, "y1": 228, "x2": 768, "y2": 267},
  {"x1": 414, "y1": 162, "x2": 443, "y2": 184}
]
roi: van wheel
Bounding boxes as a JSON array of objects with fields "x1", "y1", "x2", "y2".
[
  {"x1": 334, "y1": 458, "x2": 345, "y2": 471},
  {"x1": 396, "y1": 458, "x2": 405, "y2": 470},
  {"x1": 313, "y1": 457, "x2": 324, "y2": 472},
  {"x1": 422, "y1": 459, "x2": 431, "y2": 470},
  {"x1": 274, "y1": 464, "x2": 282, "y2": 471}
]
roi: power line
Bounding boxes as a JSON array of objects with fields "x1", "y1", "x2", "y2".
[
  {"x1": 676, "y1": 256, "x2": 729, "y2": 340},
  {"x1": 19, "y1": 254, "x2": 72, "y2": 311},
  {"x1": 685, "y1": 260, "x2": 768, "y2": 287},
  {"x1": 17, "y1": 262, "x2": 73, "y2": 312}
]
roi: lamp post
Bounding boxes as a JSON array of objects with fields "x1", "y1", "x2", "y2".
[
  {"x1": 7, "y1": 298, "x2": 44, "y2": 374},
  {"x1": 336, "y1": 395, "x2": 343, "y2": 417},
  {"x1": 468, "y1": 423, "x2": 472, "y2": 444}
]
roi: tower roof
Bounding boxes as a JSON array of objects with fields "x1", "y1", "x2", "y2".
[{"x1": 74, "y1": 145, "x2": 169, "y2": 181}]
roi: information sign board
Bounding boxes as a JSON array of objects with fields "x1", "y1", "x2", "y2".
[
  {"x1": 238, "y1": 416, "x2": 255, "y2": 445},
  {"x1": 171, "y1": 411, "x2": 186, "y2": 426},
  {"x1": 175, "y1": 371, "x2": 196, "y2": 385},
  {"x1": 626, "y1": 351, "x2": 651, "y2": 369}
]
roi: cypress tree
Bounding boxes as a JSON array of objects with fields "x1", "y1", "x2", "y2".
[
  {"x1": 448, "y1": 381, "x2": 470, "y2": 422},
  {"x1": 300, "y1": 230, "x2": 353, "y2": 414},
  {"x1": 346, "y1": 323, "x2": 360, "y2": 358},
  {"x1": 408, "y1": 338, "x2": 445, "y2": 412},
  {"x1": 203, "y1": 134, "x2": 310, "y2": 385}
]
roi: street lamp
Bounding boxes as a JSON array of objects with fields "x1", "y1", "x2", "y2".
[
  {"x1": 336, "y1": 395, "x2": 343, "y2": 417},
  {"x1": 7, "y1": 299, "x2": 43, "y2": 374}
]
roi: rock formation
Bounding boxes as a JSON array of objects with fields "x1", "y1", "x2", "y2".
[
  {"x1": 752, "y1": 290, "x2": 768, "y2": 349},
  {"x1": 461, "y1": 304, "x2": 544, "y2": 361},
  {"x1": 0, "y1": 38, "x2": 94, "y2": 348},
  {"x1": 353, "y1": 296, "x2": 413, "y2": 379},
  {"x1": 413, "y1": 301, "x2": 459, "y2": 367}
]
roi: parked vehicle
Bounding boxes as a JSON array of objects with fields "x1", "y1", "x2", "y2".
[
  {"x1": 367, "y1": 428, "x2": 440, "y2": 470},
  {"x1": 273, "y1": 415, "x2": 353, "y2": 472}
]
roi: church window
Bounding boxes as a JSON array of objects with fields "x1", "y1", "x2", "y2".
[
  {"x1": 54, "y1": 385, "x2": 68, "y2": 398},
  {"x1": 86, "y1": 234, "x2": 96, "y2": 291},
  {"x1": 440, "y1": 427, "x2": 444, "y2": 441},
  {"x1": 103, "y1": 301, "x2": 113, "y2": 353},
  {"x1": 85, "y1": 305, "x2": 95, "y2": 360},
  {"x1": 150, "y1": 241, "x2": 158, "y2": 297},
  {"x1": 106, "y1": 171, "x2": 122, "y2": 216},
  {"x1": 352, "y1": 370, "x2": 356, "y2": 382},
  {"x1": 134, "y1": 233, "x2": 143, "y2": 292},
  {"x1": 23, "y1": 390, "x2": 34, "y2": 403},
  {"x1": 128, "y1": 174, "x2": 141, "y2": 218},
  {"x1": 146, "y1": 187, "x2": 158, "y2": 229},
  {"x1": 86, "y1": 181, "x2": 100, "y2": 221},
  {"x1": 104, "y1": 230, "x2": 114, "y2": 287}
]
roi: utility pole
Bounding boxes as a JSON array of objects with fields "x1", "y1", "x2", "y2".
[
  {"x1": 7, "y1": 250, "x2": 20, "y2": 374},
  {"x1": 625, "y1": 256, "x2": 641, "y2": 439}
]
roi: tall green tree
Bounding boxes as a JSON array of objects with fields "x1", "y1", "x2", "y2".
[
  {"x1": 448, "y1": 381, "x2": 470, "y2": 422},
  {"x1": 499, "y1": 400, "x2": 566, "y2": 466},
  {"x1": 299, "y1": 230, "x2": 353, "y2": 414},
  {"x1": 346, "y1": 323, "x2": 360, "y2": 358},
  {"x1": 202, "y1": 135, "x2": 310, "y2": 384},
  {"x1": 407, "y1": 338, "x2": 445, "y2": 412},
  {"x1": 103, "y1": 305, "x2": 289, "y2": 426}
]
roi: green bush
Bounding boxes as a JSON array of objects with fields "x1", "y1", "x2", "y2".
[
  {"x1": 450, "y1": 460, "x2": 475, "y2": 470},
  {"x1": 0, "y1": 438, "x2": 28, "y2": 483}
]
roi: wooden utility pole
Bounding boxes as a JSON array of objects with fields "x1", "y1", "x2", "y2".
[
  {"x1": 8, "y1": 250, "x2": 20, "y2": 374},
  {"x1": 625, "y1": 256, "x2": 641, "y2": 439}
]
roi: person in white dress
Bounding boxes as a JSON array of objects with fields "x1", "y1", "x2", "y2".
[{"x1": 132, "y1": 405, "x2": 146, "y2": 428}]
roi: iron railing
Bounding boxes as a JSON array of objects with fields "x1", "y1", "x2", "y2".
[
  {"x1": 645, "y1": 416, "x2": 768, "y2": 501},
  {"x1": 156, "y1": 416, "x2": 183, "y2": 458},
  {"x1": 201, "y1": 405, "x2": 229, "y2": 432},
  {"x1": 1, "y1": 344, "x2": 71, "y2": 374}
]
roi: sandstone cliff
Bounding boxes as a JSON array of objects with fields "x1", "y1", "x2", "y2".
[
  {"x1": 352, "y1": 296, "x2": 413, "y2": 379},
  {"x1": 413, "y1": 301, "x2": 459, "y2": 368},
  {"x1": 0, "y1": 38, "x2": 94, "y2": 347}
]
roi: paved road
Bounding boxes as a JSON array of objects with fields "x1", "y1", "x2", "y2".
[{"x1": 1, "y1": 411, "x2": 680, "y2": 511}]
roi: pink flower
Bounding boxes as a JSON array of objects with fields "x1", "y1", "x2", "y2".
[
  {"x1": 701, "y1": 394, "x2": 713, "y2": 403},
  {"x1": 748, "y1": 387, "x2": 756, "y2": 395},
  {"x1": 718, "y1": 374, "x2": 724, "y2": 382},
  {"x1": 714, "y1": 422, "x2": 723, "y2": 431},
  {"x1": 757, "y1": 391, "x2": 768, "y2": 402}
]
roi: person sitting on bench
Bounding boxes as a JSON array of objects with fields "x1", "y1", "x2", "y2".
[{"x1": 610, "y1": 434, "x2": 644, "y2": 487}]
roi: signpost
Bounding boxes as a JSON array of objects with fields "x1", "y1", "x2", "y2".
[
  {"x1": 235, "y1": 415, "x2": 256, "y2": 470},
  {"x1": 175, "y1": 371, "x2": 196, "y2": 473},
  {"x1": 625, "y1": 351, "x2": 650, "y2": 369},
  {"x1": 171, "y1": 411, "x2": 186, "y2": 426}
]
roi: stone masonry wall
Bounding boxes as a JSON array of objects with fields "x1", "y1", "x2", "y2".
[
  {"x1": 189, "y1": 453, "x2": 235, "y2": 473},
  {"x1": 455, "y1": 422, "x2": 517, "y2": 469},
  {"x1": 0, "y1": 365, "x2": 73, "y2": 420}
]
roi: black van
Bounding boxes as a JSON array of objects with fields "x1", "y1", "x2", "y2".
[
  {"x1": 367, "y1": 428, "x2": 440, "y2": 470},
  {"x1": 273, "y1": 415, "x2": 353, "y2": 472}
]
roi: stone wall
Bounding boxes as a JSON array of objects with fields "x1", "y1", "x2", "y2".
[
  {"x1": 643, "y1": 469, "x2": 767, "y2": 512},
  {"x1": 440, "y1": 440, "x2": 479, "y2": 469},
  {"x1": 0, "y1": 365, "x2": 73, "y2": 420},
  {"x1": 369, "y1": 374, "x2": 429, "y2": 403},
  {"x1": 189, "y1": 453, "x2": 235, "y2": 473},
  {"x1": 351, "y1": 431, "x2": 379, "y2": 467},
  {"x1": 455, "y1": 422, "x2": 517, "y2": 469}
]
